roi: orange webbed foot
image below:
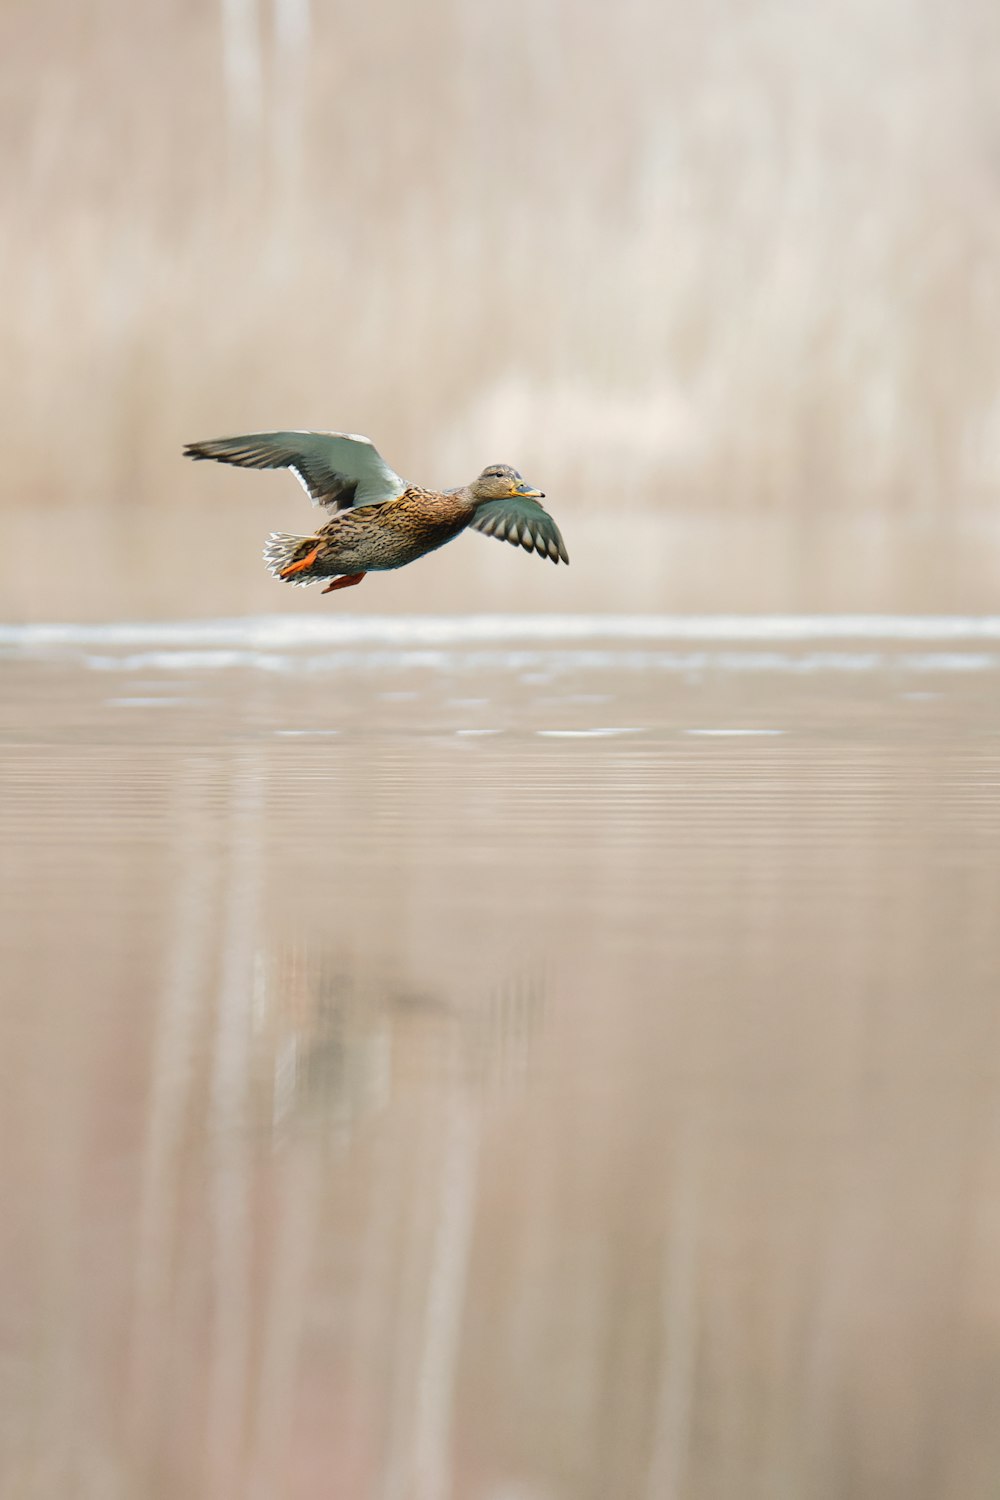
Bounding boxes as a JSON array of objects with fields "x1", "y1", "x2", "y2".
[
  {"x1": 321, "y1": 572, "x2": 367, "y2": 595},
  {"x1": 279, "y1": 544, "x2": 321, "y2": 579}
]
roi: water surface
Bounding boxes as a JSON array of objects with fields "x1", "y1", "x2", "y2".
[{"x1": 2, "y1": 617, "x2": 999, "y2": 1500}]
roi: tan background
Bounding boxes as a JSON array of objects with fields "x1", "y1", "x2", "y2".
[{"x1": 4, "y1": 0, "x2": 1000, "y2": 617}]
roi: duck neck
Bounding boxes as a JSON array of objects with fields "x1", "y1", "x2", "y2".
[{"x1": 440, "y1": 485, "x2": 478, "y2": 521}]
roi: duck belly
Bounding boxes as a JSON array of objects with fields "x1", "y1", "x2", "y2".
[
  {"x1": 322, "y1": 494, "x2": 472, "y2": 572},
  {"x1": 366, "y1": 517, "x2": 470, "y2": 570}
]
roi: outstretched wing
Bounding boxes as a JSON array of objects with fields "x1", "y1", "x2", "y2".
[
  {"x1": 470, "y1": 496, "x2": 569, "y2": 565},
  {"x1": 183, "y1": 430, "x2": 407, "y2": 511}
]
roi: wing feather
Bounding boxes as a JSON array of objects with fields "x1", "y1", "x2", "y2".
[
  {"x1": 469, "y1": 496, "x2": 569, "y2": 565},
  {"x1": 183, "y1": 430, "x2": 407, "y2": 511}
]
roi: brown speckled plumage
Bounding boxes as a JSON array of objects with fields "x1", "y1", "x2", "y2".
[
  {"x1": 292, "y1": 487, "x2": 476, "y2": 579},
  {"x1": 184, "y1": 429, "x2": 568, "y2": 595}
]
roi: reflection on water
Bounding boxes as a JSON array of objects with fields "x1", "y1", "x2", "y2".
[{"x1": 2, "y1": 617, "x2": 1000, "y2": 1500}]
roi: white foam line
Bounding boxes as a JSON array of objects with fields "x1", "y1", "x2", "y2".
[
  {"x1": 5, "y1": 614, "x2": 1000, "y2": 651},
  {"x1": 685, "y1": 728, "x2": 785, "y2": 737},
  {"x1": 58, "y1": 646, "x2": 1000, "y2": 677},
  {"x1": 106, "y1": 696, "x2": 190, "y2": 708},
  {"x1": 537, "y1": 727, "x2": 644, "y2": 738}
]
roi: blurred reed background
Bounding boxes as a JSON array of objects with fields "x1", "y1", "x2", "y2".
[{"x1": 4, "y1": 0, "x2": 1000, "y2": 615}]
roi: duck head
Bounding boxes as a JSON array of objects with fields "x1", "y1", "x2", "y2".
[{"x1": 468, "y1": 464, "x2": 545, "y2": 504}]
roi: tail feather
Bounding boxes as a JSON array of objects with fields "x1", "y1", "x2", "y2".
[{"x1": 263, "y1": 533, "x2": 323, "y2": 585}]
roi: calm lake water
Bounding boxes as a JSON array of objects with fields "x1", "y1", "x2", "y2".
[{"x1": 2, "y1": 615, "x2": 1000, "y2": 1500}]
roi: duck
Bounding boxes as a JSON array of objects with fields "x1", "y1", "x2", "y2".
[{"x1": 183, "y1": 429, "x2": 568, "y2": 595}]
